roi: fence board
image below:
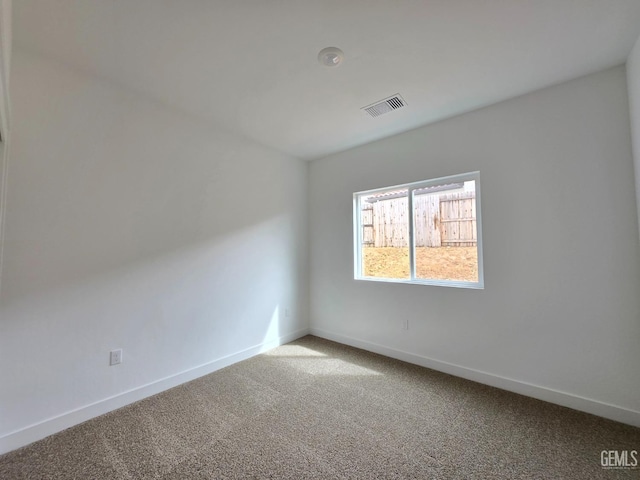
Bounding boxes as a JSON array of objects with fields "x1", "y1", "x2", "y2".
[
  {"x1": 414, "y1": 194, "x2": 440, "y2": 247},
  {"x1": 361, "y1": 205, "x2": 374, "y2": 245},
  {"x1": 372, "y1": 195, "x2": 408, "y2": 247}
]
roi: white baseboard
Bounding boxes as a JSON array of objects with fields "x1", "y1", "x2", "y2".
[
  {"x1": 309, "y1": 327, "x2": 640, "y2": 428},
  {"x1": 0, "y1": 328, "x2": 310, "y2": 455}
]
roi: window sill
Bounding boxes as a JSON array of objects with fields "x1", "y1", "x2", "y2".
[{"x1": 354, "y1": 276, "x2": 484, "y2": 289}]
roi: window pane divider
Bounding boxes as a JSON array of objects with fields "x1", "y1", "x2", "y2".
[{"x1": 408, "y1": 187, "x2": 416, "y2": 281}]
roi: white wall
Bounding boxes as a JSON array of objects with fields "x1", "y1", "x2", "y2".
[
  {"x1": 0, "y1": 50, "x2": 309, "y2": 452},
  {"x1": 309, "y1": 66, "x2": 640, "y2": 425},
  {"x1": 628, "y1": 35, "x2": 640, "y2": 239}
]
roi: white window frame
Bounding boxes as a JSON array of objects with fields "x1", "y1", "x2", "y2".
[{"x1": 353, "y1": 171, "x2": 484, "y2": 289}]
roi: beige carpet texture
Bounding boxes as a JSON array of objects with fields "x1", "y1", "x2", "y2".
[{"x1": 1, "y1": 335, "x2": 639, "y2": 479}]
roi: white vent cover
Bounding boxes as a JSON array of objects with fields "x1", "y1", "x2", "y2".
[{"x1": 362, "y1": 94, "x2": 406, "y2": 118}]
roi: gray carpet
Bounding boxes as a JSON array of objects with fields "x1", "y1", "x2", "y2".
[{"x1": 1, "y1": 335, "x2": 639, "y2": 479}]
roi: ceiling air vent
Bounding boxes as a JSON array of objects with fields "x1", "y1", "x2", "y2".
[{"x1": 362, "y1": 94, "x2": 407, "y2": 118}]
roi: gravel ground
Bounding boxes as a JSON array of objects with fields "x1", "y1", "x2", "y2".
[{"x1": 363, "y1": 246, "x2": 478, "y2": 282}]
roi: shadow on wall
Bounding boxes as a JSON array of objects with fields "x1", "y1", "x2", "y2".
[
  {"x1": 0, "y1": 50, "x2": 307, "y2": 440},
  {"x1": 0, "y1": 214, "x2": 302, "y2": 437},
  {"x1": 1, "y1": 49, "x2": 305, "y2": 305}
]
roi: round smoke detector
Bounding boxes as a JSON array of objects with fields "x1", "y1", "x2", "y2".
[{"x1": 318, "y1": 47, "x2": 344, "y2": 67}]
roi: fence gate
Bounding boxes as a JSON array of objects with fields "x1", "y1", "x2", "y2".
[{"x1": 439, "y1": 192, "x2": 477, "y2": 247}]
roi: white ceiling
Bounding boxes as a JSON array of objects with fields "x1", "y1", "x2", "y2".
[{"x1": 13, "y1": 0, "x2": 640, "y2": 160}]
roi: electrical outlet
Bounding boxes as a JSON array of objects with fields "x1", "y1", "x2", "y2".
[
  {"x1": 403, "y1": 319, "x2": 409, "y2": 331},
  {"x1": 110, "y1": 349, "x2": 123, "y2": 366}
]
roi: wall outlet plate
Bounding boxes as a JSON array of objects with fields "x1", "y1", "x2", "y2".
[{"x1": 110, "y1": 349, "x2": 123, "y2": 366}]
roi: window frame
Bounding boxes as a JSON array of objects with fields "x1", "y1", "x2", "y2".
[{"x1": 353, "y1": 171, "x2": 484, "y2": 289}]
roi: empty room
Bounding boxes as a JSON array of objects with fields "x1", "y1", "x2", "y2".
[{"x1": 1, "y1": 1, "x2": 640, "y2": 478}]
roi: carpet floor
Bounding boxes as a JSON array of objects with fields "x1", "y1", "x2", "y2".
[{"x1": 1, "y1": 335, "x2": 639, "y2": 479}]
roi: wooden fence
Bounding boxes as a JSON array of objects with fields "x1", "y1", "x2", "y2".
[{"x1": 362, "y1": 191, "x2": 476, "y2": 247}]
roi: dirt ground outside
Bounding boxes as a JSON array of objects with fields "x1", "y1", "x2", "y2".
[{"x1": 363, "y1": 246, "x2": 478, "y2": 282}]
